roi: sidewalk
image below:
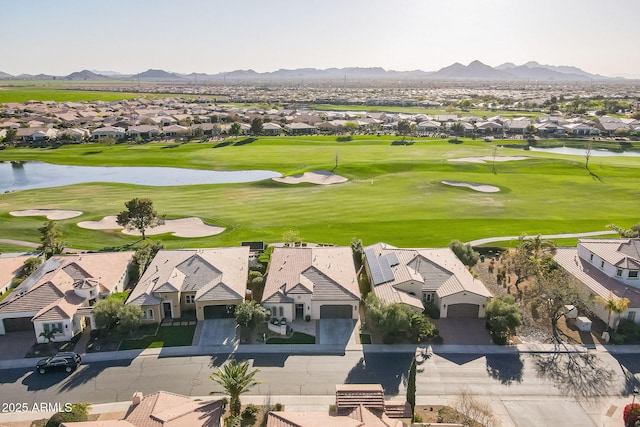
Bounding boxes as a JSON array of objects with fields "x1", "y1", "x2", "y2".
[{"x1": 2, "y1": 342, "x2": 638, "y2": 370}]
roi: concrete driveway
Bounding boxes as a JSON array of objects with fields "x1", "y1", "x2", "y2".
[
  {"x1": 317, "y1": 319, "x2": 357, "y2": 345},
  {"x1": 197, "y1": 319, "x2": 238, "y2": 346},
  {"x1": 433, "y1": 317, "x2": 492, "y2": 345},
  {"x1": 0, "y1": 331, "x2": 35, "y2": 360}
]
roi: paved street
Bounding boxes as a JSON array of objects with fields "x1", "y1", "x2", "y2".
[{"x1": 0, "y1": 347, "x2": 637, "y2": 426}]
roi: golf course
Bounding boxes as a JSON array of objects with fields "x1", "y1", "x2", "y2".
[{"x1": 0, "y1": 135, "x2": 638, "y2": 251}]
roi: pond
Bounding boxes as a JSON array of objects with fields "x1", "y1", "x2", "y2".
[
  {"x1": 0, "y1": 161, "x2": 281, "y2": 192},
  {"x1": 528, "y1": 146, "x2": 640, "y2": 157}
]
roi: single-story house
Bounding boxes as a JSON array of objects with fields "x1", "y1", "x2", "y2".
[
  {"x1": 285, "y1": 122, "x2": 317, "y2": 135},
  {"x1": 126, "y1": 124, "x2": 161, "y2": 139},
  {"x1": 364, "y1": 243, "x2": 493, "y2": 318},
  {"x1": 127, "y1": 247, "x2": 250, "y2": 322},
  {"x1": 0, "y1": 252, "x2": 134, "y2": 342},
  {"x1": 62, "y1": 391, "x2": 223, "y2": 427},
  {"x1": 262, "y1": 246, "x2": 360, "y2": 321},
  {"x1": 262, "y1": 122, "x2": 283, "y2": 136},
  {"x1": 554, "y1": 238, "x2": 640, "y2": 328},
  {"x1": 162, "y1": 124, "x2": 191, "y2": 137},
  {"x1": 91, "y1": 126, "x2": 126, "y2": 140}
]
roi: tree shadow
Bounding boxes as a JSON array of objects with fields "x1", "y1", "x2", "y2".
[
  {"x1": 161, "y1": 143, "x2": 182, "y2": 149},
  {"x1": 530, "y1": 350, "x2": 617, "y2": 397},
  {"x1": 234, "y1": 137, "x2": 257, "y2": 146},
  {"x1": 81, "y1": 150, "x2": 103, "y2": 155},
  {"x1": 611, "y1": 353, "x2": 640, "y2": 394},
  {"x1": 213, "y1": 141, "x2": 234, "y2": 148},
  {"x1": 344, "y1": 350, "x2": 413, "y2": 395},
  {"x1": 485, "y1": 353, "x2": 524, "y2": 385}
]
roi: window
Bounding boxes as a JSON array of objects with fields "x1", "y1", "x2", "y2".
[
  {"x1": 185, "y1": 295, "x2": 195, "y2": 304},
  {"x1": 423, "y1": 293, "x2": 433, "y2": 302},
  {"x1": 271, "y1": 307, "x2": 276, "y2": 317},
  {"x1": 279, "y1": 306, "x2": 284, "y2": 317},
  {"x1": 617, "y1": 268, "x2": 623, "y2": 277},
  {"x1": 630, "y1": 270, "x2": 639, "y2": 279},
  {"x1": 44, "y1": 322, "x2": 63, "y2": 334},
  {"x1": 628, "y1": 311, "x2": 636, "y2": 322},
  {"x1": 148, "y1": 309, "x2": 154, "y2": 319}
]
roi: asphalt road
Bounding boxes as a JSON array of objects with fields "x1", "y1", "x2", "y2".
[{"x1": 0, "y1": 349, "x2": 637, "y2": 411}]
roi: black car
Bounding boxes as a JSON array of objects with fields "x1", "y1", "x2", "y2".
[
  {"x1": 54, "y1": 352, "x2": 82, "y2": 364},
  {"x1": 36, "y1": 352, "x2": 81, "y2": 374}
]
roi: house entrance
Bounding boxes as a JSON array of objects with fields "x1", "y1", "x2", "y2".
[
  {"x1": 163, "y1": 302, "x2": 172, "y2": 319},
  {"x1": 295, "y1": 304, "x2": 304, "y2": 319}
]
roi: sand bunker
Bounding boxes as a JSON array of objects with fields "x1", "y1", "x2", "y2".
[
  {"x1": 10, "y1": 209, "x2": 83, "y2": 220},
  {"x1": 77, "y1": 216, "x2": 224, "y2": 238},
  {"x1": 448, "y1": 156, "x2": 528, "y2": 164},
  {"x1": 442, "y1": 180, "x2": 500, "y2": 193},
  {"x1": 273, "y1": 170, "x2": 348, "y2": 185}
]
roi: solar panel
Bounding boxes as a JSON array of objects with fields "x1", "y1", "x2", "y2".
[
  {"x1": 384, "y1": 252, "x2": 400, "y2": 267},
  {"x1": 365, "y1": 248, "x2": 395, "y2": 285}
]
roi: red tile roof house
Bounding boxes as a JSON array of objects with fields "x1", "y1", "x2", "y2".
[
  {"x1": 126, "y1": 248, "x2": 249, "y2": 322},
  {"x1": 267, "y1": 384, "x2": 409, "y2": 427},
  {"x1": 262, "y1": 247, "x2": 360, "y2": 322},
  {"x1": 364, "y1": 243, "x2": 492, "y2": 318},
  {"x1": 61, "y1": 391, "x2": 223, "y2": 427},
  {"x1": 0, "y1": 252, "x2": 134, "y2": 342},
  {"x1": 554, "y1": 238, "x2": 640, "y2": 328}
]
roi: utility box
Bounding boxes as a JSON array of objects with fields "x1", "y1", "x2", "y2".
[
  {"x1": 576, "y1": 316, "x2": 592, "y2": 332},
  {"x1": 563, "y1": 305, "x2": 578, "y2": 319}
]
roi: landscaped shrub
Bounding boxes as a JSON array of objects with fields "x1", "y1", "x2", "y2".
[
  {"x1": 45, "y1": 404, "x2": 90, "y2": 427},
  {"x1": 624, "y1": 403, "x2": 640, "y2": 427},
  {"x1": 616, "y1": 319, "x2": 640, "y2": 344},
  {"x1": 424, "y1": 302, "x2": 440, "y2": 319},
  {"x1": 242, "y1": 404, "x2": 260, "y2": 419}
]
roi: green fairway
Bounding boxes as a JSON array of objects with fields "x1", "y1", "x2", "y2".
[
  {"x1": 0, "y1": 136, "x2": 638, "y2": 250},
  {"x1": 0, "y1": 84, "x2": 211, "y2": 103}
]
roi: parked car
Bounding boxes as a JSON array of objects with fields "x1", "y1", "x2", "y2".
[
  {"x1": 54, "y1": 352, "x2": 82, "y2": 364},
  {"x1": 35, "y1": 352, "x2": 81, "y2": 374}
]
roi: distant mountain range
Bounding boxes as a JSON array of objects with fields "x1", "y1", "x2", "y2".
[{"x1": 0, "y1": 61, "x2": 629, "y2": 82}]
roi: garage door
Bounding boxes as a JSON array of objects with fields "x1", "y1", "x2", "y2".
[
  {"x1": 320, "y1": 305, "x2": 352, "y2": 319},
  {"x1": 447, "y1": 304, "x2": 480, "y2": 318},
  {"x1": 203, "y1": 305, "x2": 235, "y2": 319},
  {"x1": 3, "y1": 317, "x2": 34, "y2": 332}
]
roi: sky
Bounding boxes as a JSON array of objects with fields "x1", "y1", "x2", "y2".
[{"x1": 1, "y1": 0, "x2": 639, "y2": 77}]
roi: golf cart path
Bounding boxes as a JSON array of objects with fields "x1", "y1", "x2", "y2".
[{"x1": 468, "y1": 230, "x2": 617, "y2": 247}]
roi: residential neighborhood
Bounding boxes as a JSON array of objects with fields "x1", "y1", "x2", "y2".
[{"x1": 1, "y1": 96, "x2": 640, "y2": 145}]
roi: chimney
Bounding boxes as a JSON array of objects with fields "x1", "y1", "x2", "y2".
[{"x1": 132, "y1": 392, "x2": 143, "y2": 405}]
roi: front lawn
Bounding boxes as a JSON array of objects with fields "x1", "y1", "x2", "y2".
[{"x1": 119, "y1": 324, "x2": 196, "y2": 350}]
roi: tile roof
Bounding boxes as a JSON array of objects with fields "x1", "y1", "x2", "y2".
[
  {"x1": 0, "y1": 255, "x2": 32, "y2": 287},
  {"x1": 0, "y1": 252, "x2": 133, "y2": 316},
  {"x1": 128, "y1": 248, "x2": 249, "y2": 307},
  {"x1": 555, "y1": 248, "x2": 640, "y2": 307},
  {"x1": 267, "y1": 412, "x2": 363, "y2": 427},
  {"x1": 65, "y1": 392, "x2": 222, "y2": 427},
  {"x1": 364, "y1": 243, "x2": 491, "y2": 307},
  {"x1": 263, "y1": 247, "x2": 359, "y2": 302}
]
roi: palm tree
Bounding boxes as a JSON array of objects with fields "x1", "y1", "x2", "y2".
[
  {"x1": 595, "y1": 292, "x2": 630, "y2": 331},
  {"x1": 210, "y1": 359, "x2": 261, "y2": 416},
  {"x1": 519, "y1": 234, "x2": 557, "y2": 259},
  {"x1": 39, "y1": 329, "x2": 56, "y2": 352}
]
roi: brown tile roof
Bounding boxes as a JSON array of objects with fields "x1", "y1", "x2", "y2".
[
  {"x1": 128, "y1": 248, "x2": 249, "y2": 308},
  {"x1": 336, "y1": 384, "x2": 385, "y2": 410},
  {"x1": 0, "y1": 252, "x2": 133, "y2": 316},
  {"x1": 263, "y1": 247, "x2": 359, "y2": 302},
  {"x1": 122, "y1": 391, "x2": 222, "y2": 427},
  {"x1": 267, "y1": 412, "x2": 363, "y2": 427},
  {"x1": 63, "y1": 392, "x2": 222, "y2": 427}
]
